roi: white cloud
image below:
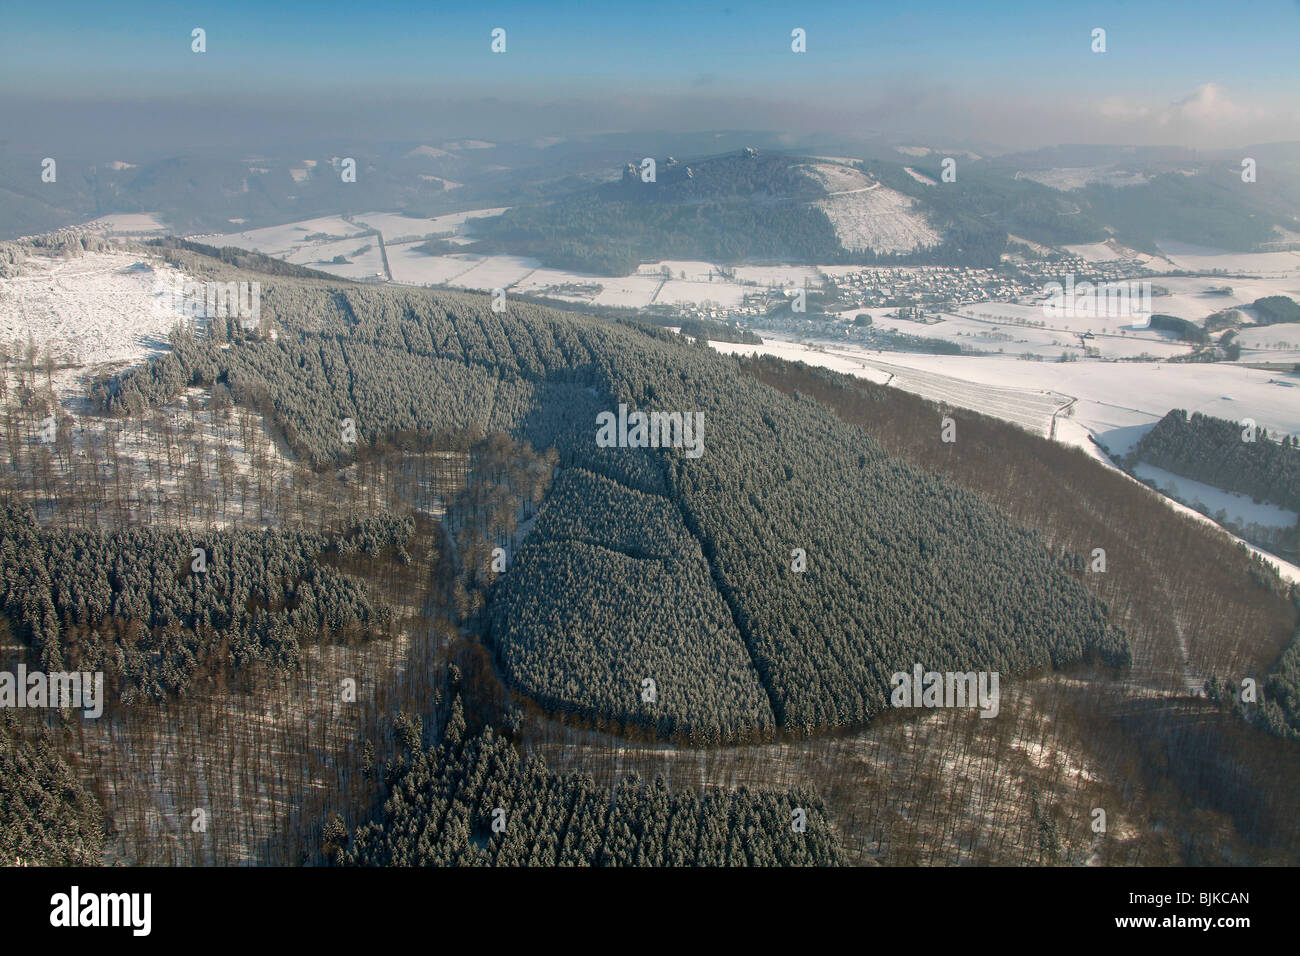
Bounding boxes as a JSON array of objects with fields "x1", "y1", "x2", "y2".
[
  {"x1": 1165, "y1": 83, "x2": 1242, "y2": 125},
  {"x1": 1084, "y1": 84, "x2": 1294, "y2": 146}
]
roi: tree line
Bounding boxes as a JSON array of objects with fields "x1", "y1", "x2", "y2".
[
  {"x1": 1131, "y1": 409, "x2": 1300, "y2": 513},
  {"x1": 1251, "y1": 296, "x2": 1300, "y2": 326},
  {"x1": 0, "y1": 501, "x2": 411, "y2": 701},
  {"x1": 333, "y1": 688, "x2": 844, "y2": 866}
]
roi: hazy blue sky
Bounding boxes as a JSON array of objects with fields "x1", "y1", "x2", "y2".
[{"x1": 3, "y1": 1, "x2": 1298, "y2": 152}]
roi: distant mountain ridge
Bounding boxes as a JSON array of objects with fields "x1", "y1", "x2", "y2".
[{"x1": 3, "y1": 137, "x2": 1298, "y2": 262}]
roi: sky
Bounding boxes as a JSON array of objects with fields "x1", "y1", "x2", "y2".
[{"x1": 2, "y1": 0, "x2": 1299, "y2": 154}]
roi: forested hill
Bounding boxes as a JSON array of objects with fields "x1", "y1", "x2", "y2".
[
  {"x1": 469, "y1": 147, "x2": 1298, "y2": 275},
  {"x1": 470, "y1": 150, "x2": 849, "y2": 275},
  {"x1": 880, "y1": 156, "x2": 1295, "y2": 256},
  {"x1": 99, "y1": 247, "x2": 1129, "y2": 739}
]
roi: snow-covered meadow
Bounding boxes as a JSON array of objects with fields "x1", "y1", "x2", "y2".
[
  {"x1": 1155, "y1": 241, "x2": 1300, "y2": 276},
  {"x1": 1132, "y1": 463, "x2": 1298, "y2": 531},
  {"x1": 711, "y1": 334, "x2": 1300, "y2": 452},
  {"x1": 192, "y1": 216, "x2": 369, "y2": 258},
  {"x1": 0, "y1": 251, "x2": 194, "y2": 399}
]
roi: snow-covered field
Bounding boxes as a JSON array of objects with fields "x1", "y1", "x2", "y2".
[
  {"x1": 389, "y1": 254, "x2": 757, "y2": 302},
  {"x1": 82, "y1": 212, "x2": 172, "y2": 235},
  {"x1": 1236, "y1": 323, "x2": 1300, "y2": 359},
  {"x1": 1064, "y1": 241, "x2": 1171, "y2": 268},
  {"x1": 1155, "y1": 242, "x2": 1300, "y2": 276},
  {"x1": 636, "y1": 260, "x2": 721, "y2": 281},
  {"x1": 1132, "y1": 462, "x2": 1297, "y2": 530},
  {"x1": 387, "y1": 248, "x2": 485, "y2": 286},
  {"x1": 353, "y1": 208, "x2": 506, "y2": 241},
  {"x1": 442, "y1": 254, "x2": 539, "y2": 291},
  {"x1": 657, "y1": 278, "x2": 748, "y2": 308},
  {"x1": 713, "y1": 337, "x2": 1069, "y2": 436},
  {"x1": 0, "y1": 251, "x2": 193, "y2": 399},
  {"x1": 589, "y1": 273, "x2": 667, "y2": 308},
  {"x1": 712, "y1": 334, "x2": 1300, "y2": 453},
  {"x1": 855, "y1": 305, "x2": 1186, "y2": 361},
  {"x1": 0, "y1": 251, "x2": 306, "y2": 532},
  {"x1": 193, "y1": 216, "x2": 369, "y2": 257},
  {"x1": 190, "y1": 208, "x2": 511, "y2": 276},
  {"x1": 712, "y1": 337, "x2": 889, "y2": 383},
  {"x1": 386, "y1": 250, "x2": 612, "y2": 296},
  {"x1": 843, "y1": 353, "x2": 1070, "y2": 436},
  {"x1": 1066, "y1": 240, "x2": 1300, "y2": 282},
  {"x1": 1150, "y1": 274, "x2": 1300, "y2": 321},
  {"x1": 1019, "y1": 166, "x2": 1149, "y2": 191},
  {"x1": 730, "y1": 264, "x2": 823, "y2": 287},
  {"x1": 505, "y1": 265, "x2": 602, "y2": 300},
  {"x1": 283, "y1": 236, "x2": 386, "y2": 280}
]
